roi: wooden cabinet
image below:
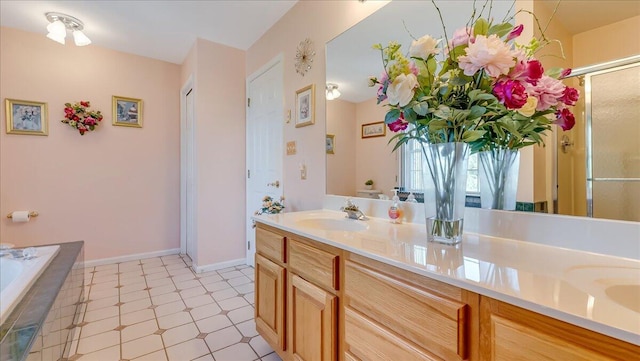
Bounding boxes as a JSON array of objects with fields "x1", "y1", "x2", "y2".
[
  {"x1": 255, "y1": 253, "x2": 286, "y2": 352},
  {"x1": 255, "y1": 224, "x2": 639, "y2": 361},
  {"x1": 479, "y1": 297, "x2": 640, "y2": 361},
  {"x1": 343, "y1": 253, "x2": 476, "y2": 361},
  {"x1": 288, "y1": 274, "x2": 337, "y2": 361}
]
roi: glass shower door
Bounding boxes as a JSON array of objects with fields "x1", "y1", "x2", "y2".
[{"x1": 587, "y1": 62, "x2": 640, "y2": 222}]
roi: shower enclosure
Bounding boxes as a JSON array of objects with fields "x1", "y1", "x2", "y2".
[{"x1": 558, "y1": 56, "x2": 640, "y2": 222}]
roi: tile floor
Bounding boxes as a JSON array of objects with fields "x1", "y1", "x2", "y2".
[{"x1": 66, "y1": 254, "x2": 281, "y2": 361}]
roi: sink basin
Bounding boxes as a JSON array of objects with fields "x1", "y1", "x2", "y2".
[
  {"x1": 605, "y1": 284, "x2": 640, "y2": 313},
  {"x1": 296, "y1": 218, "x2": 368, "y2": 232}
]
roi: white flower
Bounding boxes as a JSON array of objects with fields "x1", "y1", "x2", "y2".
[
  {"x1": 409, "y1": 35, "x2": 441, "y2": 59},
  {"x1": 386, "y1": 73, "x2": 418, "y2": 107},
  {"x1": 517, "y1": 96, "x2": 538, "y2": 117},
  {"x1": 458, "y1": 34, "x2": 516, "y2": 77}
]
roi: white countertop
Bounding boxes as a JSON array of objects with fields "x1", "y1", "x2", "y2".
[{"x1": 254, "y1": 209, "x2": 640, "y2": 346}]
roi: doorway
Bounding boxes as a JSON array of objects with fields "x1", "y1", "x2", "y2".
[{"x1": 246, "y1": 56, "x2": 284, "y2": 266}]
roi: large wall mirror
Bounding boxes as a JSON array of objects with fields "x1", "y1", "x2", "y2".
[{"x1": 325, "y1": 0, "x2": 640, "y2": 222}]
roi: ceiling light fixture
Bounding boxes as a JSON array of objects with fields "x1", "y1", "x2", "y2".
[
  {"x1": 326, "y1": 83, "x2": 341, "y2": 100},
  {"x1": 45, "y1": 12, "x2": 91, "y2": 46}
]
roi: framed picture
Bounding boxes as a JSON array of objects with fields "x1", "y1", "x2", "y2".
[
  {"x1": 326, "y1": 134, "x2": 335, "y2": 154},
  {"x1": 362, "y1": 121, "x2": 386, "y2": 138},
  {"x1": 5, "y1": 99, "x2": 48, "y2": 135},
  {"x1": 112, "y1": 96, "x2": 143, "y2": 127},
  {"x1": 295, "y1": 84, "x2": 315, "y2": 128}
]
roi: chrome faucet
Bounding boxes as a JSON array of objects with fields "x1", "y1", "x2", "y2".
[{"x1": 340, "y1": 199, "x2": 367, "y2": 220}]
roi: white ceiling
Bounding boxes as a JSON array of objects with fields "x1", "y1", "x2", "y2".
[{"x1": 0, "y1": 0, "x2": 297, "y2": 64}]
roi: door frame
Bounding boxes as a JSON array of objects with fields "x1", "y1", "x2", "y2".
[
  {"x1": 246, "y1": 53, "x2": 284, "y2": 266},
  {"x1": 180, "y1": 75, "x2": 196, "y2": 257}
]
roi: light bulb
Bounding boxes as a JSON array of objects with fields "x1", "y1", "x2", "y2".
[
  {"x1": 73, "y1": 30, "x2": 91, "y2": 46},
  {"x1": 46, "y1": 20, "x2": 66, "y2": 44}
]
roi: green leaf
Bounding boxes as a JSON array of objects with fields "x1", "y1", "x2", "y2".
[
  {"x1": 473, "y1": 18, "x2": 489, "y2": 36},
  {"x1": 462, "y1": 130, "x2": 485, "y2": 142},
  {"x1": 545, "y1": 67, "x2": 564, "y2": 79},
  {"x1": 384, "y1": 109, "x2": 401, "y2": 124},
  {"x1": 449, "y1": 76, "x2": 471, "y2": 86},
  {"x1": 413, "y1": 102, "x2": 429, "y2": 116},
  {"x1": 469, "y1": 105, "x2": 486, "y2": 119},
  {"x1": 488, "y1": 23, "x2": 513, "y2": 37},
  {"x1": 404, "y1": 108, "x2": 417, "y2": 123},
  {"x1": 428, "y1": 120, "x2": 448, "y2": 131}
]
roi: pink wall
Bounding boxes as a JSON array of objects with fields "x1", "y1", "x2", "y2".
[
  {"x1": 0, "y1": 27, "x2": 181, "y2": 261},
  {"x1": 355, "y1": 98, "x2": 398, "y2": 198},
  {"x1": 573, "y1": 16, "x2": 640, "y2": 68},
  {"x1": 246, "y1": 1, "x2": 388, "y2": 212},
  {"x1": 193, "y1": 39, "x2": 247, "y2": 267},
  {"x1": 326, "y1": 99, "x2": 356, "y2": 196}
]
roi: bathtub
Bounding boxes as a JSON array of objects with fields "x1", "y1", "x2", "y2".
[{"x1": 0, "y1": 245, "x2": 60, "y2": 325}]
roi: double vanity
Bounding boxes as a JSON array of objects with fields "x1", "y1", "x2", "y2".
[{"x1": 253, "y1": 204, "x2": 640, "y2": 361}]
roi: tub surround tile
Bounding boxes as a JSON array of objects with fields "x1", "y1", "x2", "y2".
[{"x1": 0, "y1": 242, "x2": 85, "y2": 361}]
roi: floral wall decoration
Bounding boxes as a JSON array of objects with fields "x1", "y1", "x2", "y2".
[{"x1": 62, "y1": 101, "x2": 103, "y2": 135}]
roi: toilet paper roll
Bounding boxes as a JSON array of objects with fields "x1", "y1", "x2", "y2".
[{"x1": 11, "y1": 211, "x2": 30, "y2": 223}]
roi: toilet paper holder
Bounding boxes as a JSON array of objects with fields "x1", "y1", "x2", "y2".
[{"x1": 6, "y1": 211, "x2": 39, "y2": 219}]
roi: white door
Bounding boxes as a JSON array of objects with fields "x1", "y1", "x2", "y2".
[
  {"x1": 181, "y1": 77, "x2": 197, "y2": 264},
  {"x1": 246, "y1": 57, "x2": 284, "y2": 266}
]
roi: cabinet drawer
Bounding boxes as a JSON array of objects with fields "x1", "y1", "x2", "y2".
[
  {"x1": 345, "y1": 307, "x2": 438, "y2": 361},
  {"x1": 344, "y1": 260, "x2": 469, "y2": 360},
  {"x1": 289, "y1": 239, "x2": 339, "y2": 291},
  {"x1": 256, "y1": 227, "x2": 286, "y2": 264}
]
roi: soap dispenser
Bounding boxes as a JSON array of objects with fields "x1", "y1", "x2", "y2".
[{"x1": 388, "y1": 189, "x2": 403, "y2": 224}]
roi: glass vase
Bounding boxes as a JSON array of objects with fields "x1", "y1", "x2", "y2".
[
  {"x1": 479, "y1": 149, "x2": 520, "y2": 211},
  {"x1": 421, "y1": 142, "x2": 469, "y2": 245}
]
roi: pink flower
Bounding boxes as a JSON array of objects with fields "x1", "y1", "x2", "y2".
[
  {"x1": 506, "y1": 24, "x2": 524, "y2": 41},
  {"x1": 529, "y1": 75, "x2": 565, "y2": 111},
  {"x1": 559, "y1": 68, "x2": 572, "y2": 79},
  {"x1": 458, "y1": 35, "x2": 516, "y2": 77},
  {"x1": 388, "y1": 113, "x2": 408, "y2": 132},
  {"x1": 493, "y1": 80, "x2": 528, "y2": 109},
  {"x1": 509, "y1": 53, "x2": 543, "y2": 85},
  {"x1": 84, "y1": 117, "x2": 96, "y2": 126},
  {"x1": 560, "y1": 87, "x2": 580, "y2": 106},
  {"x1": 448, "y1": 27, "x2": 473, "y2": 49},
  {"x1": 555, "y1": 108, "x2": 575, "y2": 131},
  {"x1": 377, "y1": 72, "x2": 389, "y2": 103}
]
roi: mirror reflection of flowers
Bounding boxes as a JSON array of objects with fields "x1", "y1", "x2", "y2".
[
  {"x1": 369, "y1": 1, "x2": 579, "y2": 152},
  {"x1": 62, "y1": 101, "x2": 103, "y2": 135},
  {"x1": 255, "y1": 195, "x2": 285, "y2": 215}
]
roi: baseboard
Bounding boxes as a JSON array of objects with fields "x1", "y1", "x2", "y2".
[
  {"x1": 192, "y1": 258, "x2": 247, "y2": 274},
  {"x1": 84, "y1": 248, "x2": 181, "y2": 268}
]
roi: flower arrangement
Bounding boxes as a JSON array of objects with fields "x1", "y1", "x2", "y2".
[
  {"x1": 254, "y1": 195, "x2": 285, "y2": 215},
  {"x1": 369, "y1": 1, "x2": 579, "y2": 153},
  {"x1": 62, "y1": 101, "x2": 103, "y2": 135}
]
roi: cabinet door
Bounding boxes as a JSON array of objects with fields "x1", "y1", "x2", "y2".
[
  {"x1": 480, "y1": 297, "x2": 639, "y2": 361},
  {"x1": 289, "y1": 274, "x2": 337, "y2": 361},
  {"x1": 255, "y1": 254, "x2": 286, "y2": 352}
]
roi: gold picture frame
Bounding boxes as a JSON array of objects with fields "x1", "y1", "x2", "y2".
[
  {"x1": 295, "y1": 84, "x2": 315, "y2": 127},
  {"x1": 361, "y1": 121, "x2": 386, "y2": 138},
  {"x1": 112, "y1": 96, "x2": 143, "y2": 127},
  {"x1": 5, "y1": 99, "x2": 48, "y2": 136},
  {"x1": 326, "y1": 134, "x2": 335, "y2": 154}
]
